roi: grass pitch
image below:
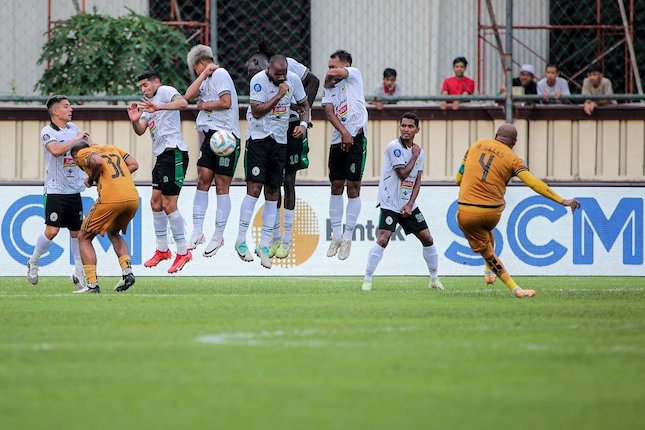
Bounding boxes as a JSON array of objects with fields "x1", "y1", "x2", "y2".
[{"x1": 1, "y1": 276, "x2": 644, "y2": 430}]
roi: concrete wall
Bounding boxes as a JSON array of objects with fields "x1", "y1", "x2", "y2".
[{"x1": 2, "y1": 110, "x2": 643, "y2": 183}]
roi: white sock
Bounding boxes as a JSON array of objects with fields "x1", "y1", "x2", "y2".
[
  {"x1": 213, "y1": 194, "x2": 231, "y2": 242},
  {"x1": 342, "y1": 197, "x2": 361, "y2": 241},
  {"x1": 423, "y1": 244, "x2": 439, "y2": 280},
  {"x1": 329, "y1": 194, "x2": 344, "y2": 240},
  {"x1": 153, "y1": 210, "x2": 169, "y2": 252},
  {"x1": 167, "y1": 210, "x2": 187, "y2": 255},
  {"x1": 364, "y1": 243, "x2": 385, "y2": 283},
  {"x1": 260, "y1": 200, "x2": 278, "y2": 248},
  {"x1": 70, "y1": 237, "x2": 84, "y2": 277},
  {"x1": 236, "y1": 194, "x2": 258, "y2": 244},
  {"x1": 30, "y1": 234, "x2": 52, "y2": 264},
  {"x1": 282, "y1": 209, "x2": 295, "y2": 245},
  {"x1": 272, "y1": 207, "x2": 282, "y2": 241},
  {"x1": 192, "y1": 189, "x2": 209, "y2": 237}
]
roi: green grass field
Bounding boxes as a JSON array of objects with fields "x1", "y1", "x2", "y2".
[{"x1": 1, "y1": 276, "x2": 644, "y2": 430}]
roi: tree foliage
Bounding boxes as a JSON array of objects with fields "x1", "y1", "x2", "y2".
[{"x1": 36, "y1": 10, "x2": 190, "y2": 96}]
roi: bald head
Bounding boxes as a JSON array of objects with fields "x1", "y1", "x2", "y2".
[
  {"x1": 495, "y1": 123, "x2": 517, "y2": 148},
  {"x1": 266, "y1": 54, "x2": 288, "y2": 86}
]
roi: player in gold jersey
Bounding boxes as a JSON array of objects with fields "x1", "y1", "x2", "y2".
[
  {"x1": 71, "y1": 139, "x2": 140, "y2": 293},
  {"x1": 456, "y1": 124, "x2": 580, "y2": 298}
]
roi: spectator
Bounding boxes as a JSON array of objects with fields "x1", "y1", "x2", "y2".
[
  {"x1": 537, "y1": 64, "x2": 570, "y2": 103},
  {"x1": 372, "y1": 68, "x2": 401, "y2": 111},
  {"x1": 582, "y1": 64, "x2": 616, "y2": 115},
  {"x1": 440, "y1": 57, "x2": 475, "y2": 110},
  {"x1": 500, "y1": 64, "x2": 537, "y2": 98}
]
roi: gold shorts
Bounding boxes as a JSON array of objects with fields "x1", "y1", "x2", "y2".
[
  {"x1": 82, "y1": 200, "x2": 139, "y2": 236},
  {"x1": 456, "y1": 205, "x2": 503, "y2": 253}
]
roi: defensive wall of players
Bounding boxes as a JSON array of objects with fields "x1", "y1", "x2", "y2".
[{"x1": 0, "y1": 105, "x2": 644, "y2": 183}]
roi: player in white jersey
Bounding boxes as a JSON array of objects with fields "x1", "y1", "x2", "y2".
[
  {"x1": 361, "y1": 113, "x2": 443, "y2": 291},
  {"x1": 184, "y1": 45, "x2": 241, "y2": 257},
  {"x1": 321, "y1": 50, "x2": 369, "y2": 261},
  {"x1": 245, "y1": 40, "x2": 320, "y2": 259},
  {"x1": 235, "y1": 54, "x2": 309, "y2": 269},
  {"x1": 127, "y1": 70, "x2": 192, "y2": 274},
  {"x1": 27, "y1": 95, "x2": 89, "y2": 289}
]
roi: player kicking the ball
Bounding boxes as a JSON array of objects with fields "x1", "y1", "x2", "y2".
[
  {"x1": 184, "y1": 45, "x2": 241, "y2": 257},
  {"x1": 361, "y1": 113, "x2": 443, "y2": 292},
  {"x1": 456, "y1": 123, "x2": 580, "y2": 298}
]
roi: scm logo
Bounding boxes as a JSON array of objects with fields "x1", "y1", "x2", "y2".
[
  {"x1": 2, "y1": 195, "x2": 143, "y2": 266},
  {"x1": 445, "y1": 196, "x2": 643, "y2": 266}
]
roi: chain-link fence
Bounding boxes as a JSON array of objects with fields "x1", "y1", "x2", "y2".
[{"x1": 1, "y1": 0, "x2": 643, "y2": 100}]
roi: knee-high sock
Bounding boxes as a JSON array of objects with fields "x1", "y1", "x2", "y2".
[
  {"x1": 192, "y1": 189, "x2": 209, "y2": 237},
  {"x1": 364, "y1": 243, "x2": 385, "y2": 283},
  {"x1": 423, "y1": 244, "x2": 439, "y2": 280},
  {"x1": 153, "y1": 210, "x2": 169, "y2": 252},
  {"x1": 236, "y1": 195, "x2": 258, "y2": 244},
  {"x1": 30, "y1": 234, "x2": 52, "y2": 264},
  {"x1": 213, "y1": 194, "x2": 231, "y2": 242},
  {"x1": 272, "y1": 208, "x2": 282, "y2": 240},
  {"x1": 282, "y1": 209, "x2": 295, "y2": 245},
  {"x1": 167, "y1": 210, "x2": 187, "y2": 255},
  {"x1": 84, "y1": 265, "x2": 97, "y2": 284},
  {"x1": 70, "y1": 237, "x2": 84, "y2": 277},
  {"x1": 260, "y1": 201, "x2": 278, "y2": 248},
  {"x1": 482, "y1": 246, "x2": 517, "y2": 291},
  {"x1": 342, "y1": 197, "x2": 361, "y2": 241},
  {"x1": 329, "y1": 195, "x2": 344, "y2": 240}
]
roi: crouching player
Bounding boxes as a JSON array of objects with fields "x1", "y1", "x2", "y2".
[{"x1": 71, "y1": 139, "x2": 140, "y2": 293}]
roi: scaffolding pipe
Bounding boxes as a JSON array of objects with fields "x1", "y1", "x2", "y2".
[
  {"x1": 210, "y1": 0, "x2": 218, "y2": 62},
  {"x1": 617, "y1": 0, "x2": 643, "y2": 95},
  {"x1": 504, "y1": 0, "x2": 513, "y2": 123},
  {"x1": 485, "y1": 0, "x2": 506, "y2": 71}
]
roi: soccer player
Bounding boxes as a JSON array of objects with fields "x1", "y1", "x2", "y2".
[
  {"x1": 322, "y1": 50, "x2": 369, "y2": 260},
  {"x1": 71, "y1": 139, "x2": 140, "y2": 293},
  {"x1": 27, "y1": 95, "x2": 89, "y2": 290},
  {"x1": 127, "y1": 71, "x2": 192, "y2": 273},
  {"x1": 362, "y1": 113, "x2": 443, "y2": 292},
  {"x1": 455, "y1": 124, "x2": 580, "y2": 298},
  {"x1": 245, "y1": 40, "x2": 320, "y2": 259},
  {"x1": 235, "y1": 54, "x2": 309, "y2": 268},
  {"x1": 184, "y1": 45, "x2": 241, "y2": 257}
]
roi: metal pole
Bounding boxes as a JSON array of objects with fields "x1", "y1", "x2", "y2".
[
  {"x1": 210, "y1": 0, "x2": 218, "y2": 62},
  {"x1": 485, "y1": 0, "x2": 506, "y2": 71},
  {"x1": 618, "y1": 0, "x2": 643, "y2": 95},
  {"x1": 504, "y1": 0, "x2": 513, "y2": 123}
]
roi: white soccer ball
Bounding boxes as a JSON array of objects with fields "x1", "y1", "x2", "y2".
[{"x1": 209, "y1": 130, "x2": 237, "y2": 156}]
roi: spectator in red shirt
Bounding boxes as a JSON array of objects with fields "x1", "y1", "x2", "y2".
[{"x1": 440, "y1": 57, "x2": 475, "y2": 110}]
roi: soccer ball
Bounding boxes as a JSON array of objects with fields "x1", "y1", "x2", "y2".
[{"x1": 209, "y1": 130, "x2": 237, "y2": 156}]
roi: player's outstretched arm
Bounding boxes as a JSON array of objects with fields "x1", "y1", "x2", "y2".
[
  {"x1": 124, "y1": 154, "x2": 139, "y2": 174},
  {"x1": 86, "y1": 154, "x2": 105, "y2": 181},
  {"x1": 127, "y1": 103, "x2": 147, "y2": 136},
  {"x1": 324, "y1": 68, "x2": 348, "y2": 88},
  {"x1": 517, "y1": 170, "x2": 565, "y2": 204}
]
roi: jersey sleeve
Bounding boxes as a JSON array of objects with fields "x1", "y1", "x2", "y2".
[
  {"x1": 321, "y1": 87, "x2": 333, "y2": 106},
  {"x1": 511, "y1": 154, "x2": 528, "y2": 176},
  {"x1": 287, "y1": 57, "x2": 309, "y2": 81},
  {"x1": 417, "y1": 150, "x2": 424, "y2": 173},
  {"x1": 162, "y1": 85, "x2": 181, "y2": 102},
  {"x1": 290, "y1": 73, "x2": 307, "y2": 104},
  {"x1": 387, "y1": 144, "x2": 407, "y2": 169},
  {"x1": 213, "y1": 69, "x2": 234, "y2": 97},
  {"x1": 345, "y1": 67, "x2": 359, "y2": 84},
  {"x1": 249, "y1": 75, "x2": 265, "y2": 104},
  {"x1": 40, "y1": 128, "x2": 57, "y2": 149}
]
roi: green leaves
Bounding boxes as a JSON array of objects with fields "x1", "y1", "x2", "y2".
[{"x1": 36, "y1": 11, "x2": 190, "y2": 96}]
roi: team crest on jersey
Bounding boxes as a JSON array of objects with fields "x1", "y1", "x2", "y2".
[
  {"x1": 394, "y1": 149, "x2": 402, "y2": 157},
  {"x1": 253, "y1": 83, "x2": 262, "y2": 92},
  {"x1": 43, "y1": 134, "x2": 50, "y2": 141}
]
